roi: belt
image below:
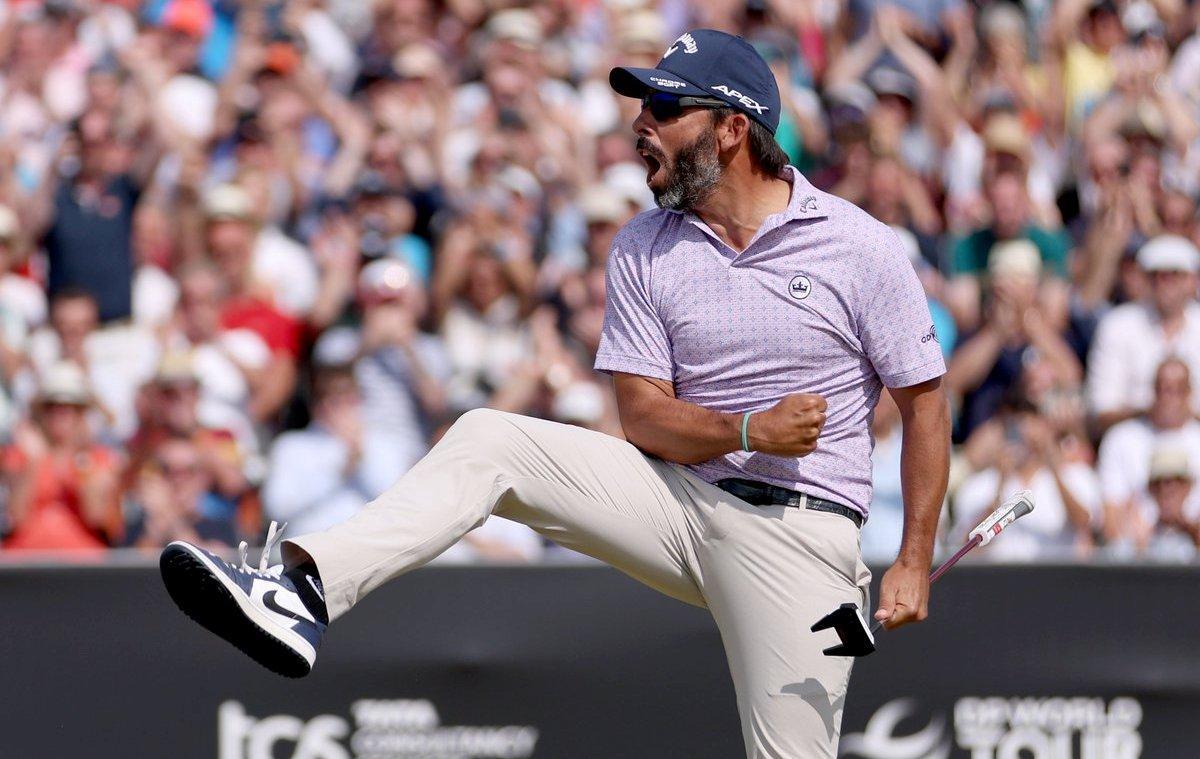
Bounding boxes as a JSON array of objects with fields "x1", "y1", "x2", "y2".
[{"x1": 714, "y1": 478, "x2": 863, "y2": 529}]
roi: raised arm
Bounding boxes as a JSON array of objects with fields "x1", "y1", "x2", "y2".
[{"x1": 612, "y1": 373, "x2": 826, "y2": 465}]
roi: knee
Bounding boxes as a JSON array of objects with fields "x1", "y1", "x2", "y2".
[
  {"x1": 445, "y1": 408, "x2": 521, "y2": 456},
  {"x1": 449, "y1": 407, "x2": 510, "y2": 436}
]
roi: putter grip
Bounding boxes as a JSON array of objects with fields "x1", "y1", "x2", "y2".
[{"x1": 970, "y1": 490, "x2": 1035, "y2": 546}]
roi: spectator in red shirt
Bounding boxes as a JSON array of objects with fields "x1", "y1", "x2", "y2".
[
  {"x1": 2, "y1": 361, "x2": 122, "y2": 551},
  {"x1": 202, "y1": 185, "x2": 300, "y2": 424}
]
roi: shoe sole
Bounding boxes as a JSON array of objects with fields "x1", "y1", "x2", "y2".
[{"x1": 160, "y1": 543, "x2": 315, "y2": 678}]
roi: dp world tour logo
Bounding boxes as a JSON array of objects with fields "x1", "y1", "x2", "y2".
[
  {"x1": 841, "y1": 698, "x2": 951, "y2": 759},
  {"x1": 842, "y1": 697, "x2": 1143, "y2": 759}
]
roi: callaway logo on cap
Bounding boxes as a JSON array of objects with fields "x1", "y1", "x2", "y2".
[{"x1": 609, "y1": 29, "x2": 782, "y2": 133}]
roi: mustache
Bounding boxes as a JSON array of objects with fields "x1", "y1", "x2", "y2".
[{"x1": 636, "y1": 137, "x2": 666, "y2": 162}]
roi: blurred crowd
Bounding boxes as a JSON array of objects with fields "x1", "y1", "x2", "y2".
[{"x1": 0, "y1": 0, "x2": 1198, "y2": 563}]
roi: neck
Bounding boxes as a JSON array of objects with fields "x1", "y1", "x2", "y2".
[
  {"x1": 692, "y1": 166, "x2": 792, "y2": 252},
  {"x1": 1158, "y1": 305, "x2": 1185, "y2": 333}
]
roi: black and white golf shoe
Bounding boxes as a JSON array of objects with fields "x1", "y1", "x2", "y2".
[{"x1": 160, "y1": 522, "x2": 325, "y2": 678}]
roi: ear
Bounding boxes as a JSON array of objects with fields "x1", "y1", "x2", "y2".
[{"x1": 714, "y1": 112, "x2": 751, "y2": 154}]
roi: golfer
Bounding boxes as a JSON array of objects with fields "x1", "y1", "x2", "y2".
[{"x1": 160, "y1": 29, "x2": 950, "y2": 757}]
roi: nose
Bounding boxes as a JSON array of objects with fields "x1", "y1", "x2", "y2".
[{"x1": 632, "y1": 105, "x2": 655, "y2": 136}]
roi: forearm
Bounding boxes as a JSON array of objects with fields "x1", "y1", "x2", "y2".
[
  {"x1": 399, "y1": 344, "x2": 448, "y2": 417},
  {"x1": 825, "y1": 32, "x2": 883, "y2": 88},
  {"x1": 308, "y1": 269, "x2": 355, "y2": 331},
  {"x1": 80, "y1": 481, "x2": 121, "y2": 539},
  {"x1": 6, "y1": 470, "x2": 38, "y2": 527},
  {"x1": 248, "y1": 358, "x2": 297, "y2": 423},
  {"x1": 1048, "y1": 464, "x2": 1091, "y2": 530},
  {"x1": 896, "y1": 387, "x2": 950, "y2": 567},
  {"x1": 617, "y1": 384, "x2": 740, "y2": 465},
  {"x1": 1077, "y1": 226, "x2": 1128, "y2": 306}
]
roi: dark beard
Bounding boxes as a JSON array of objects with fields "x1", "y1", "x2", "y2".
[{"x1": 652, "y1": 129, "x2": 723, "y2": 211}]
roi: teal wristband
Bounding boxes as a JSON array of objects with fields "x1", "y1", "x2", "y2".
[{"x1": 740, "y1": 411, "x2": 754, "y2": 452}]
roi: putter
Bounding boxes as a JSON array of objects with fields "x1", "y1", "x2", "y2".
[{"x1": 811, "y1": 489, "x2": 1036, "y2": 657}]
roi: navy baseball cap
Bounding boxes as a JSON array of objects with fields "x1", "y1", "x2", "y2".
[{"x1": 610, "y1": 29, "x2": 781, "y2": 134}]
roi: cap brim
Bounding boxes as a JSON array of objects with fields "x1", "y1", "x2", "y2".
[{"x1": 609, "y1": 67, "x2": 708, "y2": 99}]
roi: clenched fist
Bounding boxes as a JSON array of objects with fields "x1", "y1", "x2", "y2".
[{"x1": 746, "y1": 394, "x2": 827, "y2": 457}]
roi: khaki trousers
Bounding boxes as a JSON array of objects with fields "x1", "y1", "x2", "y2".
[{"x1": 285, "y1": 408, "x2": 871, "y2": 758}]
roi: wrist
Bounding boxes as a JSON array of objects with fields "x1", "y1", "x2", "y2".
[
  {"x1": 896, "y1": 542, "x2": 934, "y2": 569},
  {"x1": 740, "y1": 411, "x2": 755, "y2": 452},
  {"x1": 722, "y1": 412, "x2": 746, "y2": 453}
]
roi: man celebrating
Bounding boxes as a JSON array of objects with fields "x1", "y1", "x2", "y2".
[{"x1": 161, "y1": 30, "x2": 949, "y2": 757}]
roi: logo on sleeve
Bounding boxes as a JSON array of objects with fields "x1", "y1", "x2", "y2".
[
  {"x1": 921, "y1": 324, "x2": 939, "y2": 343},
  {"x1": 788, "y1": 275, "x2": 812, "y2": 300}
]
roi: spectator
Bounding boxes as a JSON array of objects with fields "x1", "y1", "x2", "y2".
[
  {"x1": 262, "y1": 364, "x2": 408, "y2": 535},
  {"x1": 124, "y1": 351, "x2": 251, "y2": 523},
  {"x1": 953, "y1": 392, "x2": 1102, "y2": 562},
  {"x1": 125, "y1": 436, "x2": 239, "y2": 550},
  {"x1": 27, "y1": 110, "x2": 160, "y2": 323},
  {"x1": 432, "y1": 204, "x2": 538, "y2": 412},
  {"x1": 945, "y1": 170, "x2": 1072, "y2": 333},
  {"x1": 946, "y1": 240, "x2": 1082, "y2": 440},
  {"x1": 1142, "y1": 447, "x2": 1200, "y2": 559},
  {"x1": 1, "y1": 361, "x2": 122, "y2": 550},
  {"x1": 165, "y1": 263, "x2": 268, "y2": 453},
  {"x1": 26, "y1": 287, "x2": 158, "y2": 441},
  {"x1": 314, "y1": 258, "x2": 451, "y2": 470},
  {"x1": 1097, "y1": 358, "x2": 1200, "y2": 541},
  {"x1": 194, "y1": 182, "x2": 318, "y2": 323},
  {"x1": 1108, "y1": 445, "x2": 1200, "y2": 561},
  {"x1": 194, "y1": 185, "x2": 302, "y2": 424},
  {"x1": 1050, "y1": 0, "x2": 1126, "y2": 133},
  {"x1": 1087, "y1": 235, "x2": 1200, "y2": 432}
]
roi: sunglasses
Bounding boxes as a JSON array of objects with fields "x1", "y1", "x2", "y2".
[{"x1": 640, "y1": 92, "x2": 727, "y2": 121}]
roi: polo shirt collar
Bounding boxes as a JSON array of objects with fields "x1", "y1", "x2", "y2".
[
  {"x1": 678, "y1": 165, "x2": 829, "y2": 253},
  {"x1": 776, "y1": 165, "x2": 830, "y2": 223}
]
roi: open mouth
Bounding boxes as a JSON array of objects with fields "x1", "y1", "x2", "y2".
[{"x1": 639, "y1": 149, "x2": 662, "y2": 182}]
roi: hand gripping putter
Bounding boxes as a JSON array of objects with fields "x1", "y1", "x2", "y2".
[{"x1": 811, "y1": 490, "x2": 1036, "y2": 657}]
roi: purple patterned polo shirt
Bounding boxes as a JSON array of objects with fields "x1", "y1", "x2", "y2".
[{"x1": 594, "y1": 166, "x2": 945, "y2": 519}]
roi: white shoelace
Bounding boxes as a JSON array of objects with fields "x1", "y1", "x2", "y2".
[{"x1": 236, "y1": 520, "x2": 288, "y2": 577}]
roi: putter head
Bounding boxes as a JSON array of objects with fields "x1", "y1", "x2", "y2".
[{"x1": 811, "y1": 603, "x2": 876, "y2": 657}]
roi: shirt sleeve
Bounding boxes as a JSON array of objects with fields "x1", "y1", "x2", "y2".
[
  {"x1": 1033, "y1": 227, "x2": 1071, "y2": 278},
  {"x1": 593, "y1": 228, "x2": 674, "y2": 381},
  {"x1": 857, "y1": 226, "x2": 947, "y2": 388}
]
